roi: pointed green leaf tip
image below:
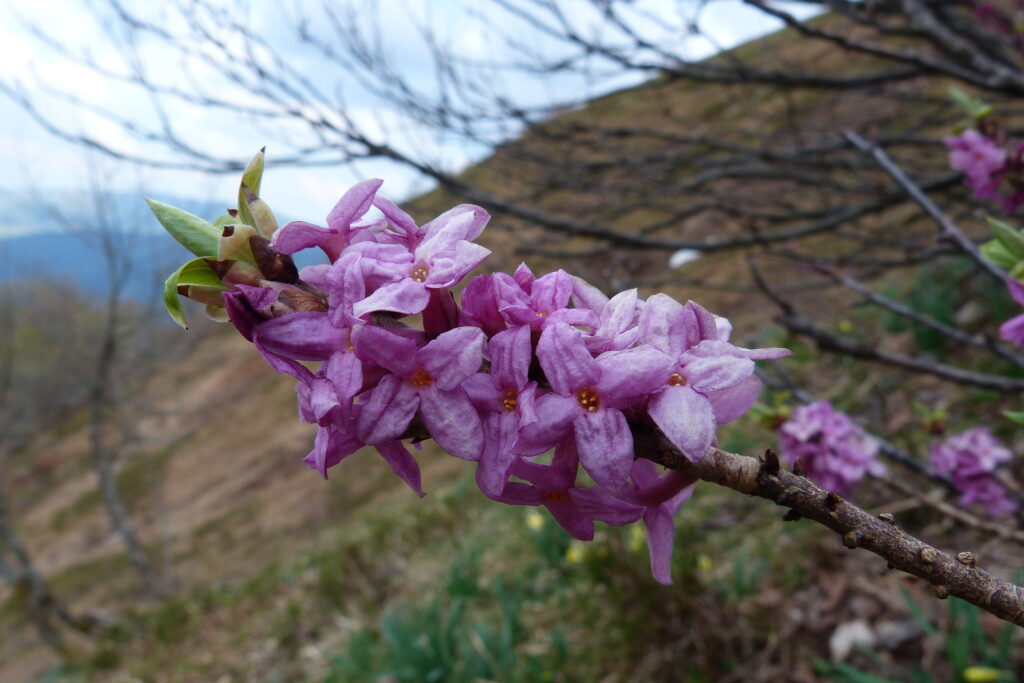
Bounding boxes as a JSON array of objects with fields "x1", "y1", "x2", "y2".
[
  {"x1": 980, "y1": 239, "x2": 1017, "y2": 270},
  {"x1": 162, "y1": 258, "x2": 226, "y2": 328},
  {"x1": 237, "y1": 149, "x2": 265, "y2": 229},
  {"x1": 948, "y1": 87, "x2": 993, "y2": 120},
  {"x1": 988, "y1": 217, "x2": 1024, "y2": 260},
  {"x1": 1003, "y1": 410, "x2": 1024, "y2": 427},
  {"x1": 146, "y1": 199, "x2": 222, "y2": 258}
]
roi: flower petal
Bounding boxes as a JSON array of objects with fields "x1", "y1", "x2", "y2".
[
  {"x1": 423, "y1": 242, "x2": 492, "y2": 288},
  {"x1": 1000, "y1": 313, "x2": 1024, "y2": 345},
  {"x1": 574, "y1": 409, "x2": 634, "y2": 494},
  {"x1": 353, "y1": 278, "x2": 430, "y2": 318},
  {"x1": 373, "y1": 195, "x2": 421, "y2": 243},
  {"x1": 270, "y1": 220, "x2": 344, "y2": 259},
  {"x1": 356, "y1": 374, "x2": 420, "y2": 444},
  {"x1": 514, "y1": 393, "x2": 576, "y2": 456},
  {"x1": 326, "y1": 178, "x2": 383, "y2": 234},
  {"x1": 648, "y1": 386, "x2": 715, "y2": 462},
  {"x1": 476, "y1": 412, "x2": 521, "y2": 497},
  {"x1": 417, "y1": 204, "x2": 490, "y2": 256},
  {"x1": 419, "y1": 387, "x2": 483, "y2": 460},
  {"x1": 536, "y1": 322, "x2": 600, "y2": 395},
  {"x1": 353, "y1": 325, "x2": 419, "y2": 377},
  {"x1": 418, "y1": 326, "x2": 485, "y2": 391},
  {"x1": 570, "y1": 487, "x2": 643, "y2": 526},
  {"x1": 489, "y1": 325, "x2": 532, "y2": 392},
  {"x1": 303, "y1": 426, "x2": 364, "y2": 479},
  {"x1": 571, "y1": 275, "x2": 609, "y2": 312},
  {"x1": 375, "y1": 439, "x2": 425, "y2": 497},
  {"x1": 595, "y1": 345, "x2": 674, "y2": 408},
  {"x1": 1010, "y1": 279, "x2": 1024, "y2": 306},
  {"x1": 644, "y1": 507, "x2": 676, "y2": 585},
  {"x1": 324, "y1": 350, "x2": 363, "y2": 414},
  {"x1": 253, "y1": 311, "x2": 346, "y2": 361},
  {"x1": 706, "y1": 375, "x2": 763, "y2": 424},
  {"x1": 680, "y1": 340, "x2": 755, "y2": 392},
  {"x1": 545, "y1": 497, "x2": 595, "y2": 541},
  {"x1": 530, "y1": 270, "x2": 573, "y2": 313}
]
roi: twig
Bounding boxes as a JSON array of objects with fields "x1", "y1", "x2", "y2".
[
  {"x1": 842, "y1": 129, "x2": 1009, "y2": 286},
  {"x1": 747, "y1": 256, "x2": 1024, "y2": 393},
  {"x1": 631, "y1": 427, "x2": 1024, "y2": 628}
]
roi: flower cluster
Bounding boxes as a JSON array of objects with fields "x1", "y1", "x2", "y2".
[
  {"x1": 185, "y1": 174, "x2": 791, "y2": 584},
  {"x1": 777, "y1": 401, "x2": 885, "y2": 495},
  {"x1": 930, "y1": 427, "x2": 1018, "y2": 518},
  {"x1": 945, "y1": 126, "x2": 1024, "y2": 213}
]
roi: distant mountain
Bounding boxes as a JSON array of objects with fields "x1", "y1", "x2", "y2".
[{"x1": 0, "y1": 189, "x2": 325, "y2": 301}]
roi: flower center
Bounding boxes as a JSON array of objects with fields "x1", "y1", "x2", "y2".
[
  {"x1": 576, "y1": 388, "x2": 600, "y2": 412},
  {"x1": 409, "y1": 368, "x2": 434, "y2": 387},
  {"x1": 668, "y1": 373, "x2": 687, "y2": 386},
  {"x1": 410, "y1": 265, "x2": 430, "y2": 282},
  {"x1": 502, "y1": 390, "x2": 518, "y2": 412},
  {"x1": 544, "y1": 490, "x2": 569, "y2": 503}
]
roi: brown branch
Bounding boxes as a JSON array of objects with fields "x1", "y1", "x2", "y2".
[
  {"x1": 631, "y1": 424, "x2": 1024, "y2": 628},
  {"x1": 843, "y1": 129, "x2": 1010, "y2": 286}
]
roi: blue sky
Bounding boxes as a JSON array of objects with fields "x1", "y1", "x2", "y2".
[{"x1": 0, "y1": 0, "x2": 817, "y2": 236}]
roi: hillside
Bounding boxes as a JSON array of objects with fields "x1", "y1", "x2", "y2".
[{"x1": 2, "y1": 13, "x2": 1023, "y2": 682}]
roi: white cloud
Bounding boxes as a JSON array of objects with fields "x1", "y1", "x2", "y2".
[{"x1": 0, "y1": 0, "x2": 817, "y2": 235}]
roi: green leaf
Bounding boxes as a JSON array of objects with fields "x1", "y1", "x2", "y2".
[
  {"x1": 988, "y1": 218, "x2": 1024, "y2": 259},
  {"x1": 243, "y1": 187, "x2": 279, "y2": 238},
  {"x1": 218, "y1": 223, "x2": 259, "y2": 262},
  {"x1": 147, "y1": 199, "x2": 222, "y2": 258},
  {"x1": 949, "y1": 87, "x2": 994, "y2": 120},
  {"x1": 162, "y1": 258, "x2": 226, "y2": 328},
  {"x1": 237, "y1": 148, "x2": 265, "y2": 228},
  {"x1": 1002, "y1": 410, "x2": 1024, "y2": 427},
  {"x1": 213, "y1": 213, "x2": 237, "y2": 229},
  {"x1": 980, "y1": 239, "x2": 1019, "y2": 269}
]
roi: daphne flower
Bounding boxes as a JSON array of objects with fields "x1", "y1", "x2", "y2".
[
  {"x1": 639, "y1": 294, "x2": 790, "y2": 461},
  {"x1": 271, "y1": 178, "x2": 385, "y2": 261},
  {"x1": 519, "y1": 322, "x2": 674, "y2": 493},
  {"x1": 931, "y1": 427, "x2": 1017, "y2": 517},
  {"x1": 462, "y1": 325, "x2": 540, "y2": 496},
  {"x1": 779, "y1": 401, "x2": 884, "y2": 495},
  {"x1": 492, "y1": 441, "x2": 643, "y2": 540},
  {"x1": 945, "y1": 130, "x2": 1006, "y2": 198},
  {"x1": 354, "y1": 325, "x2": 485, "y2": 460},
  {"x1": 350, "y1": 205, "x2": 491, "y2": 317}
]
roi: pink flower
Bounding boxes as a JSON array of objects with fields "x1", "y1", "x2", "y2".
[
  {"x1": 492, "y1": 440, "x2": 643, "y2": 540},
  {"x1": 519, "y1": 322, "x2": 674, "y2": 493},
  {"x1": 354, "y1": 325, "x2": 485, "y2": 461},
  {"x1": 639, "y1": 294, "x2": 790, "y2": 461},
  {"x1": 930, "y1": 427, "x2": 1017, "y2": 517},
  {"x1": 1000, "y1": 279, "x2": 1024, "y2": 346},
  {"x1": 779, "y1": 401, "x2": 884, "y2": 495},
  {"x1": 945, "y1": 130, "x2": 1006, "y2": 199}
]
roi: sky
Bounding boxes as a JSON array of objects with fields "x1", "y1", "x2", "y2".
[{"x1": 0, "y1": 0, "x2": 818, "y2": 236}]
